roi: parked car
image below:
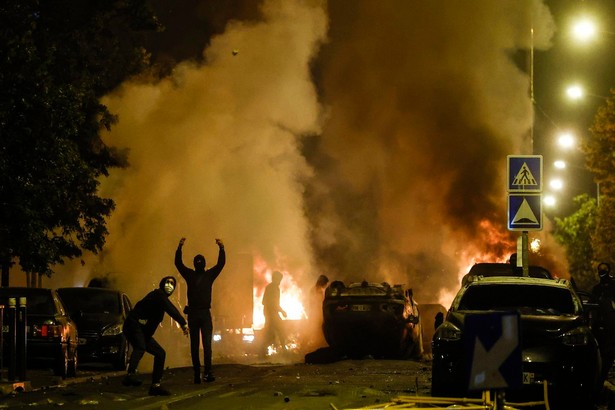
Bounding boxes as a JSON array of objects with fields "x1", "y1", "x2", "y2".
[
  {"x1": 57, "y1": 287, "x2": 133, "y2": 370},
  {"x1": 461, "y1": 262, "x2": 553, "y2": 285},
  {"x1": 431, "y1": 275, "x2": 601, "y2": 409},
  {"x1": 0, "y1": 287, "x2": 78, "y2": 378},
  {"x1": 322, "y1": 280, "x2": 421, "y2": 359}
]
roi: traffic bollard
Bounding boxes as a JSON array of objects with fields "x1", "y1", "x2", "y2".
[
  {"x1": 17, "y1": 297, "x2": 27, "y2": 381},
  {"x1": 7, "y1": 298, "x2": 16, "y2": 381}
]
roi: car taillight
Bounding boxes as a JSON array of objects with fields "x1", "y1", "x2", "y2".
[{"x1": 32, "y1": 323, "x2": 63, "y2": 338}]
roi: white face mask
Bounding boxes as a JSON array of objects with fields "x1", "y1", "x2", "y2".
[{"x1": 164, "y1": 282, "x2": 175, "y2": 295}]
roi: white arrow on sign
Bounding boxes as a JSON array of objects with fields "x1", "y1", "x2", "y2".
[{"x1": 469, "y1": 314, "x2": 519, "y2": 389}]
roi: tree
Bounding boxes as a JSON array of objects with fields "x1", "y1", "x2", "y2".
[
  {"x1": 553, "y1": 194, "x2": 596, "y2": 291},
  {"x1": 585, "y1": 89, "x2": 615, "y2": 264},
  {"x1": 0, "y1": 1, "x2": 159, "y2": 285}
]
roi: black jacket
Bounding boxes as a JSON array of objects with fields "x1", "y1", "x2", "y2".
[
  {"x1": 175, "y1": 245, "x2": 226, "y2": 310},
  {"x1": 127, "y1": 281, "x2": 187, "y2": 338}
]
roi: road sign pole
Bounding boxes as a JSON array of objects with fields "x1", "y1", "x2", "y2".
[{"x1": 521, "y1": 232, "x2": 529, "y2": 277}]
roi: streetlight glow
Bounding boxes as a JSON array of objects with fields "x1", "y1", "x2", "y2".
[
  {"x1": 544, "y1": 195, "x2": 556, "y2": 207},
  {"x1": 554, "y1": 160, "x2": 566, "y2": 169},
  {"x1": 566, "y1": 84, "x2": 584, "y2": 100},
  {"x1": 549, "y1": 178, "x2": 564, "y2": 190},
  {"x1": 557, "y1": 132, "x2": 575, "y2": 149},
  {"x1": 572, "y1": 18, "x2": 597, "y2": 42}
]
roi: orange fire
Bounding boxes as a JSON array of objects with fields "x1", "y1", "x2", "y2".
[
  {"x1": 252, "y1": 255, "x2": 306, "y2": 330},
  {"x1": 437, "y1": 218, "x2": 516, "y2": 308}
]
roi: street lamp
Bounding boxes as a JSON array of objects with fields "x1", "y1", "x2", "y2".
[
  {"x1": 543, "y1": 194, "x2": 556, "y2": 207},
  {"x1": 565, "y1": 84, "x2": 607, "y2": 101},
  {"x1": 549, "y1": 178, "x2": 564, "y2": 190},
  {"x1": 553, "y1": 160, "x2": 566, "y2": 169},
  {"x1": 557, "y1": 132, "x2": 575, "y2": 149},
  {"x1": 571, "y1": 16, "x2": 615, "y2": 42},
  {"x1": 566, "y1": 84, "x2": 584, "y2": 100},
  {"x1": 572, "y1": 18, "x2": 597, "y2": 42}
]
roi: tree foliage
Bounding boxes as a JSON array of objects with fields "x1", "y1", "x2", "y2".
[
  {"x1": 0, "y1": 1, "x2": 159, "y2": 281},
  {"x1": 553, "y1": 194, "x2": 596, "y2": 291},
  {"x1": 585, "y1": 89, "x2": 615, "y2": 265}
]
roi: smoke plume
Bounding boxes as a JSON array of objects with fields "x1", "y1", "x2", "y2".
[{"x1": 49, "y1": 0, "x2": 569, "y2": 365}]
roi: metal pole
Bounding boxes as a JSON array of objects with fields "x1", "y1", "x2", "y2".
[
  {"x1": 17, "y1": 297, "x2": 27, "y2": 381},
  {"x1": 7, "y1": 298, "x2": 16, "y2": 381},
  {"x1": 0, "y1": 304, "x2": 4, "y2": 380},
  {"x1": 530, "y1": 27, "x2": 534, "y2": 155},
  {"x1": 522, "y1": 232, "x2": 529, "y2": 277}
]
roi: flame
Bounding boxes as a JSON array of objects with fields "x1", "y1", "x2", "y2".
[
  {"x1": 252, "y1": 254, "x2": 306, "y2": 329},
  {"x1": 437, "y1": 219, "x2": 516, "y2": 308}
]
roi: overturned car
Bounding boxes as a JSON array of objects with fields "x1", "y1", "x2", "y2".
[{"x1": 322, "y1": 280, "x2": 421, "y2": 359}]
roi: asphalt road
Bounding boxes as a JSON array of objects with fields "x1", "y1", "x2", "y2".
[
  {"x1": 0, "y1": 354, "x2": 430, "y2": 410},
  {"x1": 0, "y1": 355, "x2": 613, "y2": 409}
]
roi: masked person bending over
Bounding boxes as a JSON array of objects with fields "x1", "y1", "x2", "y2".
[{"x1": 122, "y1": 276, "x2": 189, "y2": 396}]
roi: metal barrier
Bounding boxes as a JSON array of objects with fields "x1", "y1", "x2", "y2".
[{"x1": 334, "y1": 382, "x2": 551, "y2": 410}]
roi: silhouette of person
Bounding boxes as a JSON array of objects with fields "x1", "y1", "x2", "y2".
[
  {"x1": 262, "y1": 271, "x2": 287, "y2": 355},
  {"x1": 434, "y1": 312, "x2": 444, "y2": 330},
  {"x1": 175, "y1": 237, "x2": 225, "y2": 384},
  {"x1": 122, "y1": 276, "x2": 188, "y2": 396},
  {"x1": 592, "y1": 262, "x2": 615, "y2": 384},
  {"x1": 305, "y1": 274, "x2": 329, "y2": 350},
  {"x1": 508, "y1": 253, "x2": 523, "y2": 275}
]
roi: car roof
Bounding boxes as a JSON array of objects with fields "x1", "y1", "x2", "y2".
[
  {"x1": 468, "y1": 263, "x2": 553, "y2": 279},
  {"x1": 463, "y1": 275, "x2": 570, "y2": 288},
  {"x1": 57, "y1": 287, "x2": 123, "y2": 294}
]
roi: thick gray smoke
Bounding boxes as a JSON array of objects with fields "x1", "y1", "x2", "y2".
[{"x1": 47, "y1": 0, "x2": 569, "y2": 366}]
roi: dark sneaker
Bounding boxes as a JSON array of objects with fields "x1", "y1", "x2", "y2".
[
  {"x1": 149, "y1": 384, "x2": 171, "y2": 396},
  {"x1": 204, "y1": 373, "x2": 216, "y2": 383},
  {"x1": 122, "y1": 374, "x2": 142, "y2": 387},
  {"x1": 194, "y1": 375, "x2": 201, "y2": 384}
]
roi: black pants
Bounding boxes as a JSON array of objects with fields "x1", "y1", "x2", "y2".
[
  {"x1": 188, "y1": 309, "x2": 213, "y2": 373},
  {"x1": 123, "y1": 318, "x2": 166, "y2": 384}
]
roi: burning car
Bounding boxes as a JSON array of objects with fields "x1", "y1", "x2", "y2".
[{"x1": 322, "y1": 280, "x2": 421, "y2": 359}]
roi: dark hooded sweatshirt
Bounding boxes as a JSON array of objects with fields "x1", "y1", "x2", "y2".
[
  {"x1": 175, "y1": 245, "x2": 226, "y2": 310},
  {"x1": 126, "y1": 276, "x2": 187, "y2": 338}
]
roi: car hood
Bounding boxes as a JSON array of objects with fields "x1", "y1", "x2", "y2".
[{"x1": 448, "y1": 310, "x2": 585, "y2": 337}]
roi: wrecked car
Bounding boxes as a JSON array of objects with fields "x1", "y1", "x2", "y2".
[{"x1": 322, "y1": 280, "x2": 421, "y2": 359}]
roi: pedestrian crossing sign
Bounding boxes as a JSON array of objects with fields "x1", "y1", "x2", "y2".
[
  {"x1": 508, "y1": 194, "x2": 542, "y2": 231},
  {"x1": 507, "y1": 155, "x2": 542, "y2": 192}
]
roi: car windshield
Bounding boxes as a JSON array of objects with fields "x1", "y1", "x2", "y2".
[
  {"x1": 457, "y1": 284, "x2": 576, "y2": 315},
  {"x1": 59, "y1": 290, "x2": 120, "y2": 315}
]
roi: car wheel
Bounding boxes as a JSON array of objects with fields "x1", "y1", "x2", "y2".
[
  {"x1": 53, "y1": 346, "x2": 68, "y2": 378},
  {"x1": 112, "y1": 338, "x2": 129, "y2": 371},
  {"x1": 67, "y1": 349, "x2": 77, "y2": 378}
]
